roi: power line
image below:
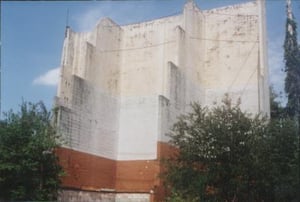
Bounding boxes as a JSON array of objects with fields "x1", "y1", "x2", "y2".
[
  {"x1": 227, "y1": 42, "x2": 258, "y2": 93},
  {"x1": 95, "y1": 37, "x2": 258, "y2": 54},
  {"x1": 204, "y1": 11, "x2": 258, "y2": 18},
  {"x1": 190, "y1": 36, "x2": 258, "y2": 43},
  {"x1": 239, "y1": 64, "x2": 257, "y2": 98},
  {"x1": 97, "y1": 40, "x2": 176, "y2": 53}
]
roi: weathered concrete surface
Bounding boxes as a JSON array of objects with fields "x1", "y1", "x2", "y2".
[
  {"x1": 55, "y1": 0, "x2": 270, "y2": 201},
  {"x1": 59, "y1": 189, "x2": 150, "y2": 202}
]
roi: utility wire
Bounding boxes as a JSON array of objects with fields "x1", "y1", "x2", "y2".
[
  {"x1": 190, "y1": 36, "x2": 258, "y2": 43},
  {"x1": 98, "y1": 40, "x2": 176, "y2": 53},
  {"x1": 239, "y1": 65, "x2": 257, "y2": 98},
  {"x1": 96, "y1": 37, "x2": 258, "y2": 53},
  {"x1": 67, "y1": 11, "x2": 257, "y2": 29},
  {"x1": 204, "y1": 11, "x2": 258, "y2": 17},
  {"x1": 226, "y1": 42, "x2": 258, "y2": 93}
]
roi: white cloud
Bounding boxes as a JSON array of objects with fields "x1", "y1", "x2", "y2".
[
  {"x1": 72, "y1": 3, "x2": 139, "y2": 32},
  {"x1": 73, "y1": 6, "x2": 109, "y2": 31},
  {"x1": 33, "y1": 67, "x2": 60, "y2": 86}
]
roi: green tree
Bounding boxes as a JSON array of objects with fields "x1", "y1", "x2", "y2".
[
  {"x1": 0, "y1": 101, "x2": 63, "y2": 201},
  {"x1": 284, "y1": 0, "x2": 300, "y2": 117},
  {"x1": 266, "y1": 119, "x2": 299, "y2": 201},
  {"x1": 164, "y1": 98, "x2": 299, "y2": 201},
  {"x1": 284, "y1": 2, "x2": 300, "y2": 199},
  {"x1": 270, "y1": 86, "x2": 286, "y2": 119}
]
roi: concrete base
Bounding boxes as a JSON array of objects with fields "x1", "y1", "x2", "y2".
[{"x1": 59, "y1": 189, "x2": 151, "y2": 202}]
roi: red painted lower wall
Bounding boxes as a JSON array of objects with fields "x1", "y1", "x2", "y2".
[
  {"x1": 56, "y1": 148, "x2": 116, "y2": 191},
  {"x1": 56, "y1": 142, "x2": 177, "y2": 201}
]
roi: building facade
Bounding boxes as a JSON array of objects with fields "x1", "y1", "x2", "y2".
[{"x1": 55, "y1": 1, "x2": 270, "y2": 201}]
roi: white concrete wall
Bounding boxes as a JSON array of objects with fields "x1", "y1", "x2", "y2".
[
  {"x1": 202, "y1": 1, "x2": 268, "y2": 114},
  {"x1": 56, "y1": 19, "x2": 122, "y2": 160},
  {"x1": 117, "y1": 96, "x2": 159, "y2": 160},
  {"x1": 119, "y1": 15, "x2": 182, "y2": 97},
  {"x1": 56, "y1": 0, "x2": 270, "y2": 161}
]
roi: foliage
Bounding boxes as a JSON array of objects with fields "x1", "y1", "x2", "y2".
[
  {"x1": 0, "y1": 101, "x2": 63, "y2": 201},
  {"x1": 284, "y1": 7, "x2": 300, "y2": 202},
  {"x1": 284, "y1": 11, "x2": 300, "y2": 117},
  {"x1": 265, "y1": 119, "x2": 299, "y2": 201},
  {"x1": 270, "y1": 86, "x2": 286, "y2": 119},
  {"x1": 164, "y1": 98, "x2": 299, "y2": 201}
]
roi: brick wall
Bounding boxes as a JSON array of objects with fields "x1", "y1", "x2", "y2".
[{"x1": 57, "y1": 142, "x2": 177, "y2": 201}]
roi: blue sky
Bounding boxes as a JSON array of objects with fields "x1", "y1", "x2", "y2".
[{"x1": 1, "y1": 0, "x2": 300, "y2": 115}]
